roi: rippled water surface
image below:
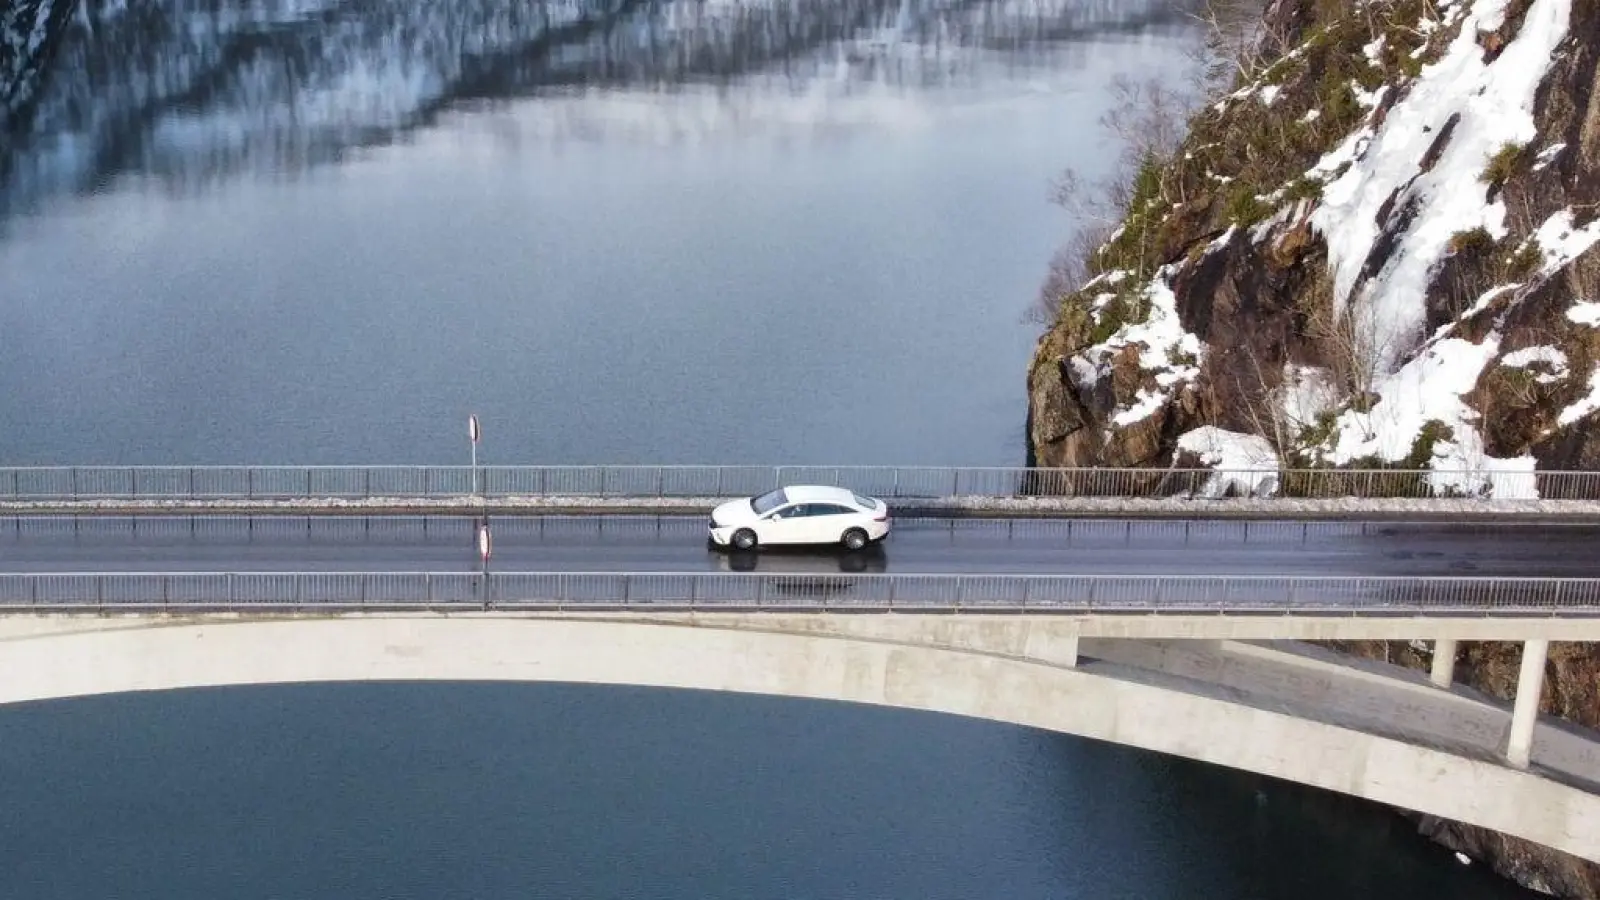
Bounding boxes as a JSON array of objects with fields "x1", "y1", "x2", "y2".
[
  {"x1": 0, "y1": 684, "x2": 1541, "y2": 900},
  {"x1": 2, "y1": 0, "x2": 1202, "y2": 466},
  {"x1": 0, "y1": 2, "x2": 1543, "y2": 898}
]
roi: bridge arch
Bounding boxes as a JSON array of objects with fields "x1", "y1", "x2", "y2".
[{"x1": 1, "y1": 614, "x2": 1595, "y2": 862}]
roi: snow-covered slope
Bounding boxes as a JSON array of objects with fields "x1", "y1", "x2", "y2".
[{"x1": 1028, "y1": 0, "x2": 1600, "y2": 503}]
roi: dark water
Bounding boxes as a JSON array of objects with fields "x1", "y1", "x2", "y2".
[
  {"x1": 0, "y1": 685, "x2": 1537, "y2": 899},
  {"x1": 0, "y1": 0, "x2": 1202, "y2": 467},
  {"x1": 0, "y1": 2, "x2": 1543, "y2": 897}
]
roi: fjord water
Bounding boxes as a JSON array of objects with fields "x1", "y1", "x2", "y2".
[{"x1": 0, "y1": 2, "x2": 1536, "y2": 897}]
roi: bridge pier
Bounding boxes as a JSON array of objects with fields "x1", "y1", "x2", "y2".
[
  {"x1": 1430, "y1": 639, "x2": 1457, "y2": 688},
  {"x1": 1505, "y1": 639, "x2": 1550, "y2": 769}
]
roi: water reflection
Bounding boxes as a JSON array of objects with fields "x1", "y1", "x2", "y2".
[{"x1": 1, "y1": 0, "x2": 1198, "y2": 215}]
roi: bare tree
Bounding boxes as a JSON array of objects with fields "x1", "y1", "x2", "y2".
[
  {"x1": 1034, "y1": 74, "x2": 1209, "y2": 326},
  {"x1": 1187, "y1": 0, "x2": 1277, "y2": 89},
  {"x1": 1229, "y1": 341, "x2": 1297, "y2": 463}
]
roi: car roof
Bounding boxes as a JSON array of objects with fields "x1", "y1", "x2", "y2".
[{"x1": 779, "y1": 485, "x2": 868, "y2": 505}]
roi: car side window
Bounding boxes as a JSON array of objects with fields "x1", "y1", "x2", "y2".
[
  {"x1": 813, "y1": 504, "x2": 849, "y2": 516},
  {"x1": 773, "y1": 504, "x2": 807, "y2": 519}
]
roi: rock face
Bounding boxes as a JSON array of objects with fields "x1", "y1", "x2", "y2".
[
  {"x1": 0, "y1": 0, "x2": 72, "y2": 135},
  {"x1": 1026, "y1": 0, "x2": 1600, "y2": 893},
  {"x1": 1030, "y1": 0, "x2": 1600, "y2": 481}
]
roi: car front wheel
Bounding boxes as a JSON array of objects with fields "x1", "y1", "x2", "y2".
[
  {"x1": 841, "y1": 528, "x2": 869, "y2": 552},
  {"x1": 732, "y1": 528, "x2": 759, "y2": 551}
]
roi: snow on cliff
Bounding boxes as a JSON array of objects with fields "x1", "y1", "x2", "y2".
[
  {"x1": 1304, "y1": 0, "x2": 1572, "y2": 498},
  {"x1": 1064, "y1": 0, "x2": 1595, "y2": 500}
]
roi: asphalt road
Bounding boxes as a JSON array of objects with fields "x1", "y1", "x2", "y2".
[{"x1": 1, "y1": 515, "x2": 1597, "y2": 577}]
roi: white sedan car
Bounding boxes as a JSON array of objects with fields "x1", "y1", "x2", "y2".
[{"x1": 708, "y1": 485, "x2": 891, "y2": 551}]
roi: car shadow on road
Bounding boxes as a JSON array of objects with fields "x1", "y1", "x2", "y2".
[{"x1": 711, "y1": 544, "x2": 889, "y2": 574}]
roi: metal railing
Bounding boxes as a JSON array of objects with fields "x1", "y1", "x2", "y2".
[
  {"x1": 1, "y1": 572, "x2": 1595, "y2": 615},
  {"x1": 2, "y1": 465, "x2": 1598, "y2": 502}
]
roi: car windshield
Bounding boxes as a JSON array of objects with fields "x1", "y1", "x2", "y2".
[{"x1": 751, "y1": 488, "x2": 788, "y2": 515}]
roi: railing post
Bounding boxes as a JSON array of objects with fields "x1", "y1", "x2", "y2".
[
  {"x1": 70, "y1": 466, "x2": 79, "y2": 500},
  {"x1": 129, "y1": 467, "x2": 137, "y2": 499},
  {"x1": 426, "y1": 573, "x2": 433, "y2": 606}
]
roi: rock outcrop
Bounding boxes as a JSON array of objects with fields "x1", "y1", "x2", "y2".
[
  {"x1": 0, "y1": 0, "x2": 72, "y2": 138},
  {"x1": 1027, "y1": 0, "x2": 1600, "y2": 893}
]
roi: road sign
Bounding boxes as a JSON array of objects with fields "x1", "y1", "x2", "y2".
[
  {"x1": 478, "y1": 522, "x2": 492, "y2": 562},
  {"x1": 469, "y1": 414, "x2": 481, "y2": 444}
]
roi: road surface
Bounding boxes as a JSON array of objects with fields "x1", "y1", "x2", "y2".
[{"x1": 1, "y1": 515, "x2": 1596, "y2": 577}]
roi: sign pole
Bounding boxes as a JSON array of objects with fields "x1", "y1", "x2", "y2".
[
  {"x1": 478, "y1": 519, "x2": 493, "y2": 609},
  {"x1": 468, "y1": 414, "x2": 481, "y2": 497}
]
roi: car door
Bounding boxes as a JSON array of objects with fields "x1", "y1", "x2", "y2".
[
  {"x1": 760, "y1": 503, "x2": 809, "y2": 545},
  {"x1": 806, "y1": 504, "x2": 850, "y2": 543}
]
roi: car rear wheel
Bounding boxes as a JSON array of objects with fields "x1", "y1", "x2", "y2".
[
  {"x1": 732, "y1": 528, "x2": 759, "y2": 551},
  {"x1": 841, "y1": 528, "x2": 869, "y2": 552}
]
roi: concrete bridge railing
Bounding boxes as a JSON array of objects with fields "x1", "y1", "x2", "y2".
[
  {"x1": 6, "y1": 464, "x2": 1600, "y2": 502},
  {"x1": 4, "y1": 571, "x2": 1600, "y2": 614}
]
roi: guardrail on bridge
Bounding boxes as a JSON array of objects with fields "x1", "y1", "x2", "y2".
[
  {"x1": 2, "y1": 465, "x2": 1598, "y2": 501},
  {"x1": 1, "y1": 572, "x2": 1595, "y2": 614}
]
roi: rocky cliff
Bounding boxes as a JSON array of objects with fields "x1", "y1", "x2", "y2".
[
  {"x1": 0, "y1": 0, "x2": 72, "y2": 138},
  {"x1": 1026, "y1": 0, "x2": 1600, "y2": 893}
]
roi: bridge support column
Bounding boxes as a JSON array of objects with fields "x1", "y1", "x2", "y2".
[
  {"x1": 1430, "y1": 639, "x2": 1457, "y2": 688},
  {"x1": 1057, "y1": 636, "x2": 1079, "y2": 668},
  {"x1": 1024, "y1": 629, "x2": 1079, "y2": 669},
  {"x1": 1505, "y1": 639, "x2": 1549, "y2": 769}
]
